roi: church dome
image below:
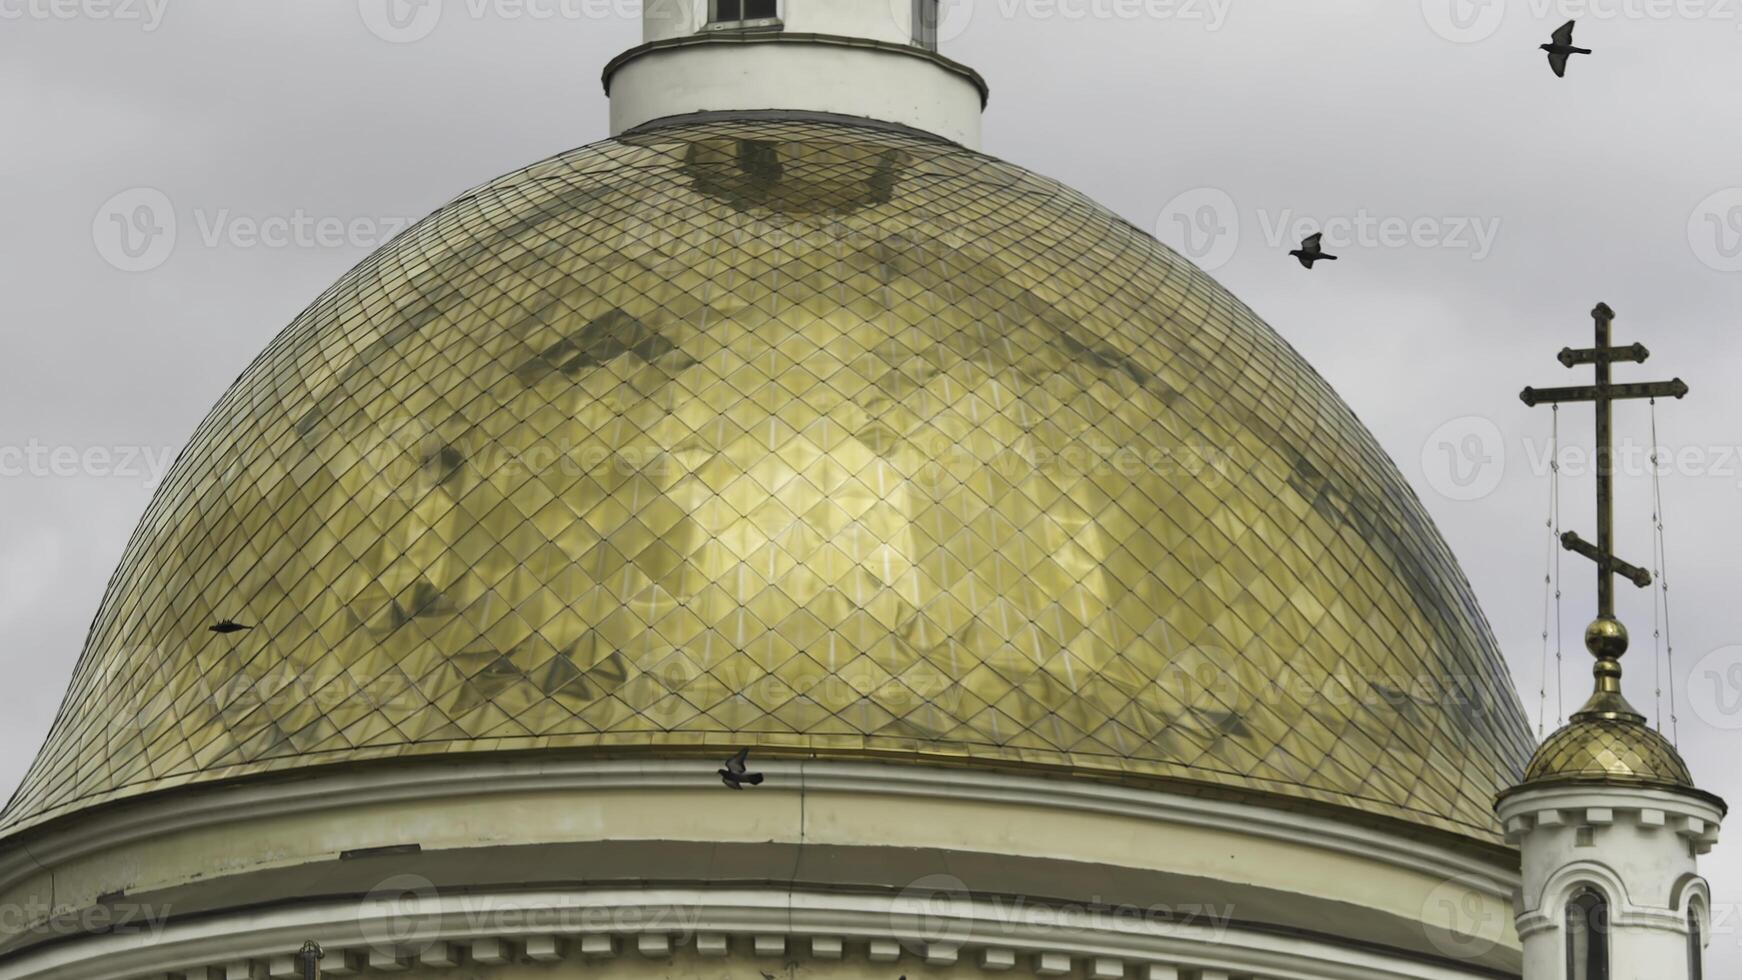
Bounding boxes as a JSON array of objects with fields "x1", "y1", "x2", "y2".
[
  {"x1": 1520, "y1": 716, "x2": 1693, "y2": 790},
  {"x1": 1, "y1": 116, "x2": 1532, "y2": 843}
]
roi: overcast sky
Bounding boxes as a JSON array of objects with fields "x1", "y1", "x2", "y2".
[{"x1": 3, "y1": 0, "x2": 1741, "y2": 971}]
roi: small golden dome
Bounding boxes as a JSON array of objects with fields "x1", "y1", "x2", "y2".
[
  {"x1": 1522, "y1": 716, "x2": 1693, "y2": 790},
  {"x1": 1511, "y1": 617, "x2": 1694, "y2": 793}
]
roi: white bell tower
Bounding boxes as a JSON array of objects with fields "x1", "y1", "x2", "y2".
[
  {"x1": 1504, "y1": 306, "x2": 1726, "y2": 980},
  {"x1": 603, "y1": 0, "x2": 987, "y2": 147},
  {"x1": 1497, "y1": 619, "x2": 1725, "y2": 980}
]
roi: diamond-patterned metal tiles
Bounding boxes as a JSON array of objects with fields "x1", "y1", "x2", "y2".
[
  {"x1": 0, "y1": 118, "x2": 1533, "y2": 841},
  {"x1": 1523, "y1": 717, "x2": 1693, "y2": 789}
]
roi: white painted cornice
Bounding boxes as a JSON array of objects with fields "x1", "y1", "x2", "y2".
[
  {"x1": 0, "y1": 885, "x2": 1515, "y2": 980},
  {"x1": 0, "y1": 760, "x2": 1517, "y2": 903},
  {"x1": 1496, "y1": 783, "x2": 1724, "y2": 853}
]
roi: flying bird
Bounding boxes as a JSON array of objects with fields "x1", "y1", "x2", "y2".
[
  {"x1": 1542, "y1": 20, "x2": 1592, "y2": 78},
  {"x1": 209, "y1": 619, "x2": 255, "y2": 635},
  {"x1": 718, "y1": 748, "x2": 764, "y2": 790},
  {"x1": 1289, "y1": 233, "x2": 1338, "y2": 269}
]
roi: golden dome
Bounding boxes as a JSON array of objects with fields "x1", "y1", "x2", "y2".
[
  {"x1": 1520, "y1": 717, "x2": 1693, "y2": 790},
  {"x1": 2, "y1": 117, "x2": 1532, "y2": 841},
  {"x1": 1508, "y1": 617, "x2": 1696, "y2": 794}
]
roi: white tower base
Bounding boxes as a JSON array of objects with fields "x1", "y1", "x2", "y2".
[
  {"x1": 1498, "y1": 784, "x2": 1722, "y2": 980},
  {"x1": 604, "y1": 0, "x2": 987, "y2": 147}
]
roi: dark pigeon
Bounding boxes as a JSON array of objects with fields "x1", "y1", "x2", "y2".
[
  {"x1": 1542, "y1": 20, "x2": 1592, "y2": 78},
  {"x1": 719, "y1": 747, "x2": 765, "y2": 790},
  {"x1": 1289, "y1": 232, "x2": 1339, "y2": 269}
]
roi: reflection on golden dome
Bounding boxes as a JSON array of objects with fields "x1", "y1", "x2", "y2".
[
  {"x1": 1, "y1": 117, "x2": 1532, "y2": 842},
  {"x1": 1521, "y1": 716, "x2": 1693, "y2": 790},
  {"x1": 1507, "y1": 616, "x2": 1699, "y2": 795}
]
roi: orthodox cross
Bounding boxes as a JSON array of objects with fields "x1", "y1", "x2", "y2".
[{"x1": 1520, "y1": 303, "x2": 1687, "y2": 621}]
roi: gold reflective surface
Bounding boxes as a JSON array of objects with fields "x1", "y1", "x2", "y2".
[
  {"x1": 2, "y1": 118, "x2": 1532, "y2": 840},
  {"x1": 1523, "y1": 717, "x2": 1693, "y2": 789}
]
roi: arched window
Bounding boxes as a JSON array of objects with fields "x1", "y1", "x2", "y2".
[
  {"x1": 1566, "y1": 887, "x2": 1610, "y2": 980},
  {"x1": 1688, "y1": 905, "x2": 1705, "y2": 980}
]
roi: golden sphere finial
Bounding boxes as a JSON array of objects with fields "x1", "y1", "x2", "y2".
[{"x1": 1585, "y1": 617, "x2": 1629, "y2": 660}]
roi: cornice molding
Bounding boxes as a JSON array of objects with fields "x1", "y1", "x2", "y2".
[
  {"x1": 0, "y1": 760, "x2": 1518, "y2": 902},
  {"x1": 0, "y1": 885, "x2": 1516, "y2": 980},
  {"x1": 1495, "y1": 783, "x2": 1724, "y2": 855}
]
